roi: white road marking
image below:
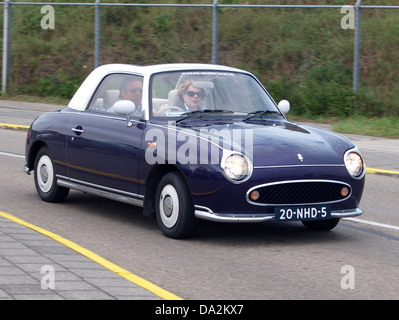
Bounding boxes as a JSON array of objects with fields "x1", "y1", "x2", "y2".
[
  {"x1": 344, "y1": 217, "x2": 399, "y2": 232},
  {"x1": 0, "y1": 151, "x2": 24, "y2": 159},
  {"x1": 2, "y1": 149, "x2": 399, "y2": 233}
]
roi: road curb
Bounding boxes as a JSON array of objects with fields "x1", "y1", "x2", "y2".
[{"x1": 0, "y1": 210, "x2": 182, "y2": 300}]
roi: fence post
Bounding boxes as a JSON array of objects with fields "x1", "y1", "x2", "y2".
[
  {"x1": 94, "y1": 0, "x2": 101, "y2": 68},
  {"x1": 2, "y1": 0, "x2": 11, "y2": 94},
  {"x1": 212, "y1": 0, "x2": 218, "y2": 64},
  {"x1": 353, "y1": 0, "x2": 362, "y2": 94}
]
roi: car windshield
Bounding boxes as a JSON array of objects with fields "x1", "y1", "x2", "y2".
[{"x1": 151, "y1": 70, "x2": 280, "y2": 119}]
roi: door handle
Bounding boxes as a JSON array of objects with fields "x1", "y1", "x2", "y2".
[{"x1": 72, "y1": 126, "x2": 84, "y2": 135}]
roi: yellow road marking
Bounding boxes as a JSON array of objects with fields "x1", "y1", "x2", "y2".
[
  {"x1": 366, "y1": 167, "x2": 399, "y2": 176},
  {"x1": 0, "y1": 211, "x2": 182, "y2": 300},
  {"x1": 0, "y1": 123, "x2": 29, "y2": 131}
]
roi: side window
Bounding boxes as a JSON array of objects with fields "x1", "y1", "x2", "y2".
[{"x1": 87, "y1": 74, "x2": 143, "y2": 118}]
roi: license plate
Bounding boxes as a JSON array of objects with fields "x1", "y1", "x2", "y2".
[{"x1": 275, "y1": 205, "x2": 331, "y2": 222}]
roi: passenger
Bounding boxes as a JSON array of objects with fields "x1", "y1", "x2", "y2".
[{"x1": 108, "y1": 77, "x2": 143, "y2": 116}]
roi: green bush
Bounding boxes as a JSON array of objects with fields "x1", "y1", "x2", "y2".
[{"x1": 35, "y1": 74, "x2": 83, "y2": 98}]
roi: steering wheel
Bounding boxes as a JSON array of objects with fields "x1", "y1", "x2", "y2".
[{"x1": 156, "y1": 105, "x2": 185, "y2": 114}]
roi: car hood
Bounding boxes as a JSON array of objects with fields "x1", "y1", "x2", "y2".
[{"x1": 184, "y1": 119, "x2": 355, "y2": 167}]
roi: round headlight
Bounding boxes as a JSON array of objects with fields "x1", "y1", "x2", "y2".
[
  {"x1": 344, "y1": 150, "x2": 365, "y2": 179},
  {"x1": 221, "y1": 153, "x2": 253, "y2": 183}
]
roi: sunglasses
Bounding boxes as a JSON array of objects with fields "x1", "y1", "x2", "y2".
[
  {"x1": 186, "y1": 90, "x2": 204, "y2": 98},
  {"x1": 127, "y1": 88, "x2": 143, "y2": 94}
]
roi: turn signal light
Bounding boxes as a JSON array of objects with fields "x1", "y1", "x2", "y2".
[
  {"x1": 250, "y1": 190, "x2": 260, "y2": 201},
  {"x1": 341, "y1": 187, "x2": 349, "y2": 197}
]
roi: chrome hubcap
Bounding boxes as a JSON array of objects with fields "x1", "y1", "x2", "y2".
[
  {"x1": 40, "y1": 165, "x2": 49, "y2": 183},
  {"x1": 36, "y1": 155, "x2": 54, "y2": 193},
  {"x1": 163, "y1": 195, "x2": 173, "y2": 217},
  {"x1": 159, "y1": 184, "x2": 179, "y2": 228}
]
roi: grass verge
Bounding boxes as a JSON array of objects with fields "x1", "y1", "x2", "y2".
[
  {"x1": 280, "y1": 115, "x2": 399, "y2": 139},
  {"x1": 332, "y1": 116, "x2": 399, "y2": 139}
]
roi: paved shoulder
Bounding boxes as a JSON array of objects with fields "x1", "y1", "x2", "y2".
[
  {"x1": 0, "y1": 100, "x2": 63, "y2": 127},
  {"x1": 0, "y1": 212, "x2": 164, "y2": 300}
]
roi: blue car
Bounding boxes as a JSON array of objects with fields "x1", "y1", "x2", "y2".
[{"x1": 24, "y1": 63, "x2": 365, "y2": 238}]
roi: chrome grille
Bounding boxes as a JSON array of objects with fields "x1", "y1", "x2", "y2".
[{"x1": 247, "y1": 180, "x2": 351, "y2": 205}]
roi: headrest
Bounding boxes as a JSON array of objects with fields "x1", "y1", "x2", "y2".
[
  {"x1": 168, "y1": 89, "x2": 182, "y2": 107},
  {"x1": 103, "y1": 90, "x2": 121, "y2": 106}
]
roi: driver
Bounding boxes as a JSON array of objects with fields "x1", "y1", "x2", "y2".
[{"x1": 177, "y1": 80, "x2": 206, "y2": 112}]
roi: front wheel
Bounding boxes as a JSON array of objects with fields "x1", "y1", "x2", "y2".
[
  {"x1": 155, "y1": 172, "x2": 197, "y2": 239},
  {"x1": 34, "y1": 146, "x2": 69, "y2": 203},
  {"x1": 302, "y1": 218, "x2": 340, "y2": 231}
]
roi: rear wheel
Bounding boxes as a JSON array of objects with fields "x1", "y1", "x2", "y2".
[
  {"x1": 155, "y1": 172, "x2": 197, "y2": 239},
  {"x1": 302, "y1": 218, "x2": 340, "y2": 231},
  {"x1": 34, "y1": 146, "x2": 69, "y2": 203}
]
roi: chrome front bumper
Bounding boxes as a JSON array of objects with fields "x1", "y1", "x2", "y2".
[{"x1": 194, "y1": 206, "x2": 363, "y2": 223}]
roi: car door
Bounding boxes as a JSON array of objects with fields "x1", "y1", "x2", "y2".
[
  {"x1": 65, "y1": 73, "x2": 145, "y2": 202},
  {"x1": 66, "y1": 112, "x2": 144, "y2": 200}
]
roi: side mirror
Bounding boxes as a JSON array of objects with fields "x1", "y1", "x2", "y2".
[
  {"x1": 113, "y1": 100, "x2": 136, "y2": 127},
  {"x1": 278, "y1": 100, "x2": 290, "y2": 114},
  {"x1": 113, "y1": 100, "x2": 136, "y2": 115}
]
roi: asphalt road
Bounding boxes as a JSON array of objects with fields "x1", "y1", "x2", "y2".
[{"x1": 1, "y1": 102, "x2": 399, "y2": 299}]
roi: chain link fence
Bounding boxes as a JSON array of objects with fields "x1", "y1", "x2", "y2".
[{"x1": 1, "y1": 1, "x2": 399, "y2": 109}]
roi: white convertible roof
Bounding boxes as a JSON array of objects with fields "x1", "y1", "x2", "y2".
[{"x1": 68, "y1": 63, "x2": 245, "y2": 111}]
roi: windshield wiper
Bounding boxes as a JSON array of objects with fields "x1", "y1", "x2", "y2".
[
  {"x1": 243, "y1": 110, "x2": 282, "y2": 121},
  {"x1": 175, "y1": 109, "x2": 234, "y2": 124}
]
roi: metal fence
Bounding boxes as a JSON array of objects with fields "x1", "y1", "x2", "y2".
[{"x1": 1, "y1": 1, "x2": 399, "y2": 95}]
